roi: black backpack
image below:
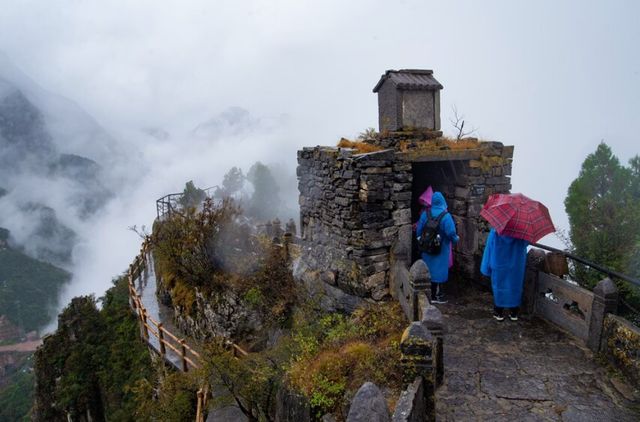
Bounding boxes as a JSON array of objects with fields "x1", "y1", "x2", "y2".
[{"x1": 419, "y1": 211, "x2": 448, "y2": 255}]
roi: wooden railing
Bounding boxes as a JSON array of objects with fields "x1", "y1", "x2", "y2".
[
  {"x1": 127, "y1": 237, "x2": 202, "y2": 372},
  {"x1": 126, "y1": 235, "x2": 249, "y2": 422}
]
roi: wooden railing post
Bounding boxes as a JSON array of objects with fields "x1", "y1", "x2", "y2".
[
  {"x1": 196, "y1": 388, "x2": 204, "y2": 422},
  {"x1": 141, "y1": 309, "x2": 149, "y2": 340},
  {"x1": 158, "y1": 323, "x2": 166, "y2": 358},
  {"x1": 180, "y1": 339, "x2": 188, "y2": 372}
]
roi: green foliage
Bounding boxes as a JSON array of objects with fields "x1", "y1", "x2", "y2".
[
  {"x1": 203, "y1": 341, "x2": 282, "y2": 422},
  {"x1": 0, "y1": 365, "x2": 34, "y2": 422},
  {"x1": 308, "y1": 374, "x2": 345, "y2": 418},
  {"x1": 0, "y1": 247, "x2": 70, "y2": 332},
  {"x1": 287, "y1": 302, "x2": 405, "y2": 419},
  {"x1": 131, "y1": 371, "x2": 198, "y2": 422},
  {"x1": 153, "y1": 197, "x2": 242, "y2": 305},
  {"x1": 236, "y1": 243, "x2": 298, "y2": 326},
  {"x1": 565, "y1": 143, "x2": 640, "y2": 286},
  {"x1": 196, "y1": 300, "x2": 403, "y2": 421},
  {"x1": 32, "y1": 277, "x2": 154, "y2": 421},
  {"x1": 216, "y1": 167, "x2": 245, "y2": 197},
  {"x1": 244, "y1": 286, "x2": 263, "y2": 307},
  {"x1": 246, "y1": 162, "x2": 280, "y2": 220},
  {"x1": 154, "y1": 199, "x2": 297, "y2": 327},
  {"x1": 179, "y1": 180, "x2": 206, "y2": 210}
]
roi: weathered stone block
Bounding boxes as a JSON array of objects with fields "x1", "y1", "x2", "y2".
[
  {"x1": 364, "y1": 271, "x2": 386, "y2": 290},
  {"x1": 392, "y1": 208, "x2": 412, "y2": 225},
  {"x1": 363, "y1": 167, "x2": 392, "y2": 174},
  {"x1": 391, "y1": 192, "x2": 412, "y2": 201},
  {"x1": 346, "y1": 382, "x2": 390, "y2": 422},
  {"x1": 393, "y1": 163, "x2": 412, "y2": 172},
  {"x1": 501, "y1": 145, "x2": 514, "y2": 158},
  {"x1": 454, "y1": 186, "x2": 470, "y2": 199},
  {"x1": 393, "y1": 182, "x2": 412, "y2": 192},
  {"x1": 382, "y1": 226, "x2": 399, "y2": 240}
]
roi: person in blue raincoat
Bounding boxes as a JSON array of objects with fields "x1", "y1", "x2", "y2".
[
  {"x1": 416, "y1": 192, "x2": 459, "y2": 303},
  {"x1": 480, "y1": 228, "x2": 529, "y2": 321}
]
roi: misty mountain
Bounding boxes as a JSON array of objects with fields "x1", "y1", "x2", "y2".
[
  {"x1": 0, "y1": 55, "x2": 117, "y2": 266},
  {"x1": 192, "y1": 106, "x2": 263, "y2": 140},
  {"x1": 0, "y1": 85, "x2": 56, "y2": 166},
  {"x1": 0, "y1": 232, "x2": 71, "y2": 333}
]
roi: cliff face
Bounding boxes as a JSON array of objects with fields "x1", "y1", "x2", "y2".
[
  {"x1": 32, "y1": 279, "x2": 153, "y2": 422},
  {"x1": 32, "y1": 296, "x2": 106, "y2": 421}
]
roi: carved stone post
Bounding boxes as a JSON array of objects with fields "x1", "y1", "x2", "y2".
[
  {"x1": 587, "y1": 278, "x2": 618, "y2": 352},
  {"x1": 409, "y1": 260, "x2": 430, "y2": 321},
  {"x1": 522, "y1": 248, "x2": 546, "y2": 317},
  {"x1": 422, "y1": 304, "x2": 444, "y2": 387},
  {"x1": 400, "y1": 322, "x2": 435, "y2": 421}
]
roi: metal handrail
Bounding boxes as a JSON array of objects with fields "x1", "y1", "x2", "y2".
[
  {"x1": 155, "y1": 186, "x2": 220, "y2": 219},
  {"x1": 532, "y1": 242, "x2": 640, "y2": 288}
]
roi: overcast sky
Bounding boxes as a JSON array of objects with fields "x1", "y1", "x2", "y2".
[{"x1": 1, "y1": 1, "x2": 639, "y2": 306}]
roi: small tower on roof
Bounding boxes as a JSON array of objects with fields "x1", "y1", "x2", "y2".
[{"x1": 373, "y1": 69, "x2": 443, "y2": 133}]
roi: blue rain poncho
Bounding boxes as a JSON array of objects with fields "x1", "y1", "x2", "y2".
[
  {"x1": 481, "y1": 228, "x2": 529, "y2": 308},
  {"x1": 416, "y1": 192, "x2": 459, "y2": 283}
]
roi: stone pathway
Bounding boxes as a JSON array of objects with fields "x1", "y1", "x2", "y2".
[{"x1": 435, "y1": 289, "x2": 640, "y2": 421}]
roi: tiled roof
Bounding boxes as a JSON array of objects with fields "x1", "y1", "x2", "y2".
[{"x1": 373, "y1": 69, "x2": 443, "y2": 93}]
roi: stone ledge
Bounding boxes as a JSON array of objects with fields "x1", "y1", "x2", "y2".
[{"x1": 396, "y1": 149, "x2": 482, "y2": 162}]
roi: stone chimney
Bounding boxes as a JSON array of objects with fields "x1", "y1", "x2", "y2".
[{"x1": 373, "y1": 69, "x2": 443, "y2": 133}]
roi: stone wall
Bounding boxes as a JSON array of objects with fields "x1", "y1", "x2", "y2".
[
  {"x1": 297, "y1": 137, "x2": 514, "y2": 300},
  {"x1": 297, "y1": 147, "x2": 411, "y2": 300},
  {"x1": 601, "y1": 314, "x2": 640, "y2": 388}
]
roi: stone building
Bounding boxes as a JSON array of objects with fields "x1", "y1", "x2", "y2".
[
  {"x1": 297, "y1": 70, "x2": 513, "y2": 301},
  {"x1": 373, "y1": 69, "x2": 443, "y2": 132}
]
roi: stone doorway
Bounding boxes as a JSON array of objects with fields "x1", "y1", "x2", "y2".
[{"x1": 410, "y1": 160, "x2": 469, "y2": 267}]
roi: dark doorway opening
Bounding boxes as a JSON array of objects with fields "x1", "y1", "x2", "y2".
[{"x1": 410, "y1": 160, "x2": 467, "y2": 264}]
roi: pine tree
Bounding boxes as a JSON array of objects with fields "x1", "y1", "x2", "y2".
[{"x1": 565, "y1": 142, "x2": 640, "y2": 286}]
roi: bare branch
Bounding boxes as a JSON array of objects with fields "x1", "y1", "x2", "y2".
[
  {"x1": 449, "y1": 105, "x2": 477, "y2": 140},
  {"x1": 128, "y1": 225, "x2": 149, "y2": 240}
]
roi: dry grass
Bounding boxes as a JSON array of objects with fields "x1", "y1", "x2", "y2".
[
  {"x1": 337, "y1": 138, "x2": 384, "y2": 154},
  {"x1": 287, "y1": 302, "x2": 405, "y2": 420},
  {"x1": 398, "y1": 136, "x2": 480, "y2": 152}
]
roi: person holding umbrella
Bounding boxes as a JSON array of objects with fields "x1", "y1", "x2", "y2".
[{"x1": 480, "y1": 193, "x2": 555, "y2": 321}]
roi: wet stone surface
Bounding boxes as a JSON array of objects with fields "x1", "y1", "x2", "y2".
[{"x1": 435, "y1": 289, "x2": 640, "y2": 421}]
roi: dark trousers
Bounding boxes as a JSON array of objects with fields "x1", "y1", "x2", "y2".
[
  {"x1": 494, "y1": 306, "x2": 519, "y2": 316},
  {"x1": 431, "y1": 283, "x2": 444, "y2": 299}
]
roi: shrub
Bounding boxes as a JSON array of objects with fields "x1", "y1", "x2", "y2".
[{"x1": 287, "y1": 302, "x2": 405, "y2": 420}]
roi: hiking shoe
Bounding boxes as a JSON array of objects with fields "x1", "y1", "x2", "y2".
[
  {"x1": 493, "y1": 311, "x2": 505, "y2": 321},
  {"x1": 509, "y1": 313, "x2": 518, "y2": 321},
  {"x1": 432, "y1": 295, "x2": 448, "y2": 304}
]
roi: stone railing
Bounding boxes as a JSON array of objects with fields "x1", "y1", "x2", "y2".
[
  {"x1": 523, "y1": 248, "x2": 640, "y2": 390},
  {"x1": 386, "y1": 237, "x2": 444, "y2": 421},
  {"x1": 523, "y1": 249, "x2": 619, "y2": 351}
]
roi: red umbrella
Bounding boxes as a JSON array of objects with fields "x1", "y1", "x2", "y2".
[{"x1": 480, "y1": 193, "x2": 555, "y2": 243}]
